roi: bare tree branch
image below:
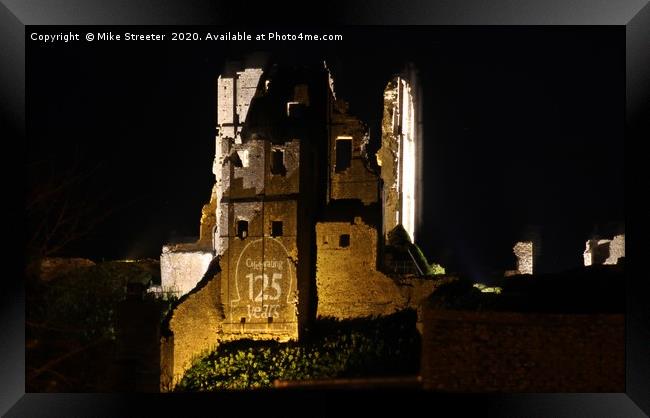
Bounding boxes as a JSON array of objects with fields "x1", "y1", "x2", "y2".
[{"x1": 25, "y1": 150, "x2": 132, "y2": 259}]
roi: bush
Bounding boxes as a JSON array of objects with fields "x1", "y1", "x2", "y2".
[
  {"x1": 26, "y1": 259, "x2": 170, "y2": 391},
  {"x1": 427, "y1": 278, "x2": 496, "y2": 310},
  {"x1": 37, "y1": 261, "x2": 152, "y2": 341},
  {"x1": 176, "y1": 310, "x2": 421, "y2": 391},
  {"x1": 410, "y1": 244, "x2": 446, "y2": 276}
]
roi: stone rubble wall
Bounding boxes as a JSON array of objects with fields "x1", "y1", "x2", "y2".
[
  {"x1": 159, "y1": 248, "x2": 213, "y2": 297},
  {"x1": 329, "y1": 102, "x2": 379, "y2": 205},
  {"x1": 160, "y1": 262, "x2": 224, "y2": 390},
  {"x1": 513, "y1": 241, "x2": 534, "y2": 275},
  {"x1": 584, "y1": 234, "x2": 625, "y2": 266},
  {"x1": 421, "y1": 309, "x2": 624, "y2": 392},
  {"x1": 315, "y1": 217, "x2": 437, "y2": 320}
]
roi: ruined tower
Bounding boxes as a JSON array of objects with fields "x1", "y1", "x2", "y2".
[{"x1": 160, "y1": 58, "x2": 437, "y2": 389}]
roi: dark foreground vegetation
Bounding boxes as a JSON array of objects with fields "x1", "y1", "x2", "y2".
[{"x1": 26, "y1": 259, "x2": 170, "y2": 392}]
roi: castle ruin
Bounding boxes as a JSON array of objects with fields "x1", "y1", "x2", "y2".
[{"x1": 159, "y1": 57, "x2": 440, "y2": 389}]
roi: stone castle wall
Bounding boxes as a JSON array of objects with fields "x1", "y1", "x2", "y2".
[
  {"x1": 160, "y1": 261, "x2": 225, "y2": 390},
  {"x1": 315, "y1": 217, "x2": 437, "y2": 320},
  {"x1": 377, "y1": 74, "x2": 420, "y2": 242},
  {"x1": 421, "y1": 309, "x2": 624, "y2": 392},
  {"x1": 328, "y1": 101, "x2": 379, "y2": 205},
  {"x1": 160, "y1": 247, "x2": 213, "y2": 297}
]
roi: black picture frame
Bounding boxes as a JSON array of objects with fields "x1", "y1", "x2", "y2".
[{"x1": 3, "y1": 1, "x2": 647, "y2": 416}]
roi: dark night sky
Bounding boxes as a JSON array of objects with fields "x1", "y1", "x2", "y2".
[{"x1": 27, "y1": 27, "x2": 624, "y2": 280}]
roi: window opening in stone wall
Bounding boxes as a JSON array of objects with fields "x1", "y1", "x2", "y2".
[
  {"x1": 286, "y1": 101, "x2": 299, "y2": 116},
  {"x1": 270, "y1": 149, "x2": 287, "y2": 176},
  {"x1": 287, "y1": 101, "x2": 305, "y2": 118},
  {"x1": 237, "y1": 220, "x2": 249, "y2": 239},
  {"x1": 271, "y1": 221, "x2": 283, "y2": 237},
  {"x1": 339, "y1": 234, "x2": 350, "y2": 248},
  {"x1": 335, "y1": 137, "x2": 352, "y2": 172},
  {"x1": 237, "y1": 150, "x2": 249, "y2": 167},
  {"x1": 230, "y1": 150, "x2": 243, "y2": 168}
]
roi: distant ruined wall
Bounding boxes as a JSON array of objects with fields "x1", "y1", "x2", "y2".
[
  {"x1": 584, "y1": 234, "x2": 625, "y2": 266},
  {"x1": 315, "y1": 217, "x2": 436, "y2": 319},
  {"x1": 513, "y1": 241, "x2": 534, "y2": 275}
]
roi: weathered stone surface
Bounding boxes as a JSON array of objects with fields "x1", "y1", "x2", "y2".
[
  {"x1": 160, "y1": 261, "x2": 225, "y2": 390},
  {"x1": 196, "y1": 184, "x2": 217, "y2": 250},
  {"x1": 377, "y1": 71, "x2": 420, "y2": 242},
  {"x1": 159, "y1": 247, "x2": 213, "y2": 297},
  {"x1": 583, "y1": 234, "x2": 625, "y2": 266},
  {"x1": 217, "y1": 201, "x2": 299, "y2": 339},
  {"x1": 513, "y1": 241, "x2": 533, "y2": 275},
  {"x1": 214, "y1": 67, "x2": 265, "y2": 255},
  {"x1": 328, "y1": 101, "x2": 379, "y2": 205},
  {"x1": 316, "y1": 217, "x2": 436, "y2": 319},
  {"x1": 219, "y1": 236, "x2": 299, "y2": 337}
]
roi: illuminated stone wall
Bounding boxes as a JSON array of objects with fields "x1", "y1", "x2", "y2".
[
  {"x1": 583, "y1": 234, "x2": 625, "y2": 266},
  {"x1": 216, "y1": 114, "x2": 301, "y2": 338},
  {"x1": 217, "y1": 201, "x2": 300, "y2": 339},
  {"x1": 161, "y1": 231, "x2": 300, "y2": 390},
  {"x1": 197, "y1": 184, "x2": 217, "y2": 249},
  {"x1": 513, "y1": 241, "x2": 534, "y2": 275},
  {"x1": 159, "y1": 246, "x2": 213, "y2": 296},
  {"x1": 376, "y1": 69, "x2": 420, "y2": 242},
  {"x1": 316, "y1": 217, "x2": 437, "y2": 319},
  {"x1": 328, "y1": 100, "x2": 379, "y2": 205},
  {"x1": 160, "y1": 261, "x2": 224, "y2": 390},
  {"x1": 213, "y1": 66, "x2": 266, "y2": 256}
]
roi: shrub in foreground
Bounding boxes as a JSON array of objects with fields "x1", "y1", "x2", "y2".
[{"x1": 176, "y1": 309, "x2": 420, "y2": 391}]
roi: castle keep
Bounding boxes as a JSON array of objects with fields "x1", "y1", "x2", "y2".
[{"x1": 159, "y1": 57, "x2": 437, "y2": 389}]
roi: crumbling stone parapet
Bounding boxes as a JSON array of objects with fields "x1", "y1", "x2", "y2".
[
  {"x1": 584, "y1": 234, "x2": 625, "y2": 266},
  {"x1": 513, "y1": 241, "x2": 534, "y2": 275}
]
